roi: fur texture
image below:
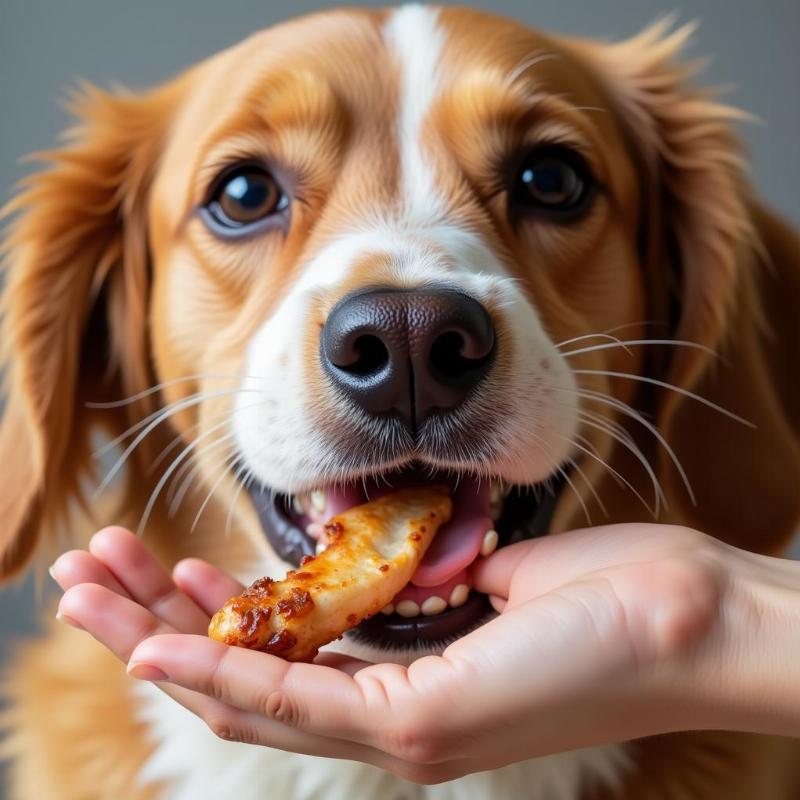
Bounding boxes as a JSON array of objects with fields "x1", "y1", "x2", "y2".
[{"x1": 1, "y1": 5, "x2": 799, "y2": 799}]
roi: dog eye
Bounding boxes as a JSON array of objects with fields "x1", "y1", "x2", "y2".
[
  {"x1": 509, "y1": 146, "x2": 593, "y2": 220},
  {"x1": 204, "y1": 166, "x2": 288, "y2": 230}
]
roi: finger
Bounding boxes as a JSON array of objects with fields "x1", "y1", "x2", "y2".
[
  {"x1": 88, "y1": 527, "x2": 209, "y2": 634},
  {"x1": 471, "y1": 539, "x2": 544, "y2": 599},
  {"x1": 171, "y1": 558, "x2": 244, "y2": 617},
  {"x1": 59, "y1": 582, "x2": 186, "y2": 662},
  {"x1": 124, "y1": 631, "x2": 424, "y2": 772},
  {"x1": 488, "y1": 594, "x2": 506, "y2": 613},
  {"x1": 313, "y1": 652, "x2": 372, "y2": 676},
  {"x1": 128, "y1": 634, "x2": 390, "y2": 744},
  {"x1": 472, "y1": 523, "x2": 661, "y2": 601},
  {"x1": 159, "y1": 693, "x2": 419, "y2": 774},
  {"x1": 56, "y1": 588, "x2": 402, "y2": 762},
  {"x1": 51, "y1": 550, "x2": 130, "y2": 597},
  {"x1": 54, "y1": 582, "x2": 296, "y2": 752}
]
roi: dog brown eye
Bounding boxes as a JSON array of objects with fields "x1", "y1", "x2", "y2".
[
  {"x1": 205, "y1": 166, "x2": 288, "y2": 230},
  {"x1": 509, "y1": 146, "x2": 593, "y2": 221}
]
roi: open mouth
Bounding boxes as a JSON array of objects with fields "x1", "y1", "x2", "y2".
[{"x1": 247, "y1": 465, "x2": 565, "y2": 650}]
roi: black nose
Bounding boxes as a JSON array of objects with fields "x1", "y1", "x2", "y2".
[{"x1": 320, "y1": 287, "x2": 495, "y2": 431}]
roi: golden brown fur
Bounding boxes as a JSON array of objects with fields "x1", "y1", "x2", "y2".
[{"x1": 1, "y1": 7, "x2": 798, "y2": 799}]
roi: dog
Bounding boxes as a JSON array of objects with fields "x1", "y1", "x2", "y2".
[{"x1": 2, "y1": 5, "x2": 799, "y2": 799}]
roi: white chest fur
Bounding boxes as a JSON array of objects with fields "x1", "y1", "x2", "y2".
[{"x1": 134, "y1": 683, "x2": 632, "y2": 800}]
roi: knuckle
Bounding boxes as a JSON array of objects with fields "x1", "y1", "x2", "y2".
[
  {"x1": 205, "y1": 713, "x2": 237, "y2": 742},
  {"x1": 641, "y1": 553, "x2": 724, "y2": 658},
  {"x1": 203, "y1": 648, "x2": 234, "y2": 702},
  {"x1": 205, "y1": 711, "x2": 262, "y2": 746},
  {"x1": 384, "y1": 713, "x2": 445, "y2": 764},
  {"x1": 148, "y1": 585, "x2": 180, "y2": 617},
  {"x1": 260, "y1": 689, "x2": 305, "y2": 728}
]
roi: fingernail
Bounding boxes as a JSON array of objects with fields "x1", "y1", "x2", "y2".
[
  {"x1": 128, "y1": 663, "x2": 169, "y2": 682},
  {"x1": 55, "y1": 612, "x2": 84, "y2": 630}
]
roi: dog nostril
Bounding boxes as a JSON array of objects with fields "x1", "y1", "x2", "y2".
[
  {"x1": 337, "y1": 335, "x2": 390, "y2": 377},
  {"x1": 430, "y1": 330, "x2": 492, "y2": 382}
]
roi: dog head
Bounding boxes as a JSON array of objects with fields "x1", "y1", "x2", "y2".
[{"x1": 2, "y1": 6, "x2": 798, "y2": 660}]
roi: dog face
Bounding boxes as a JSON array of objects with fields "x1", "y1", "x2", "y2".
[{"x1": 2, "y1": 6, "x2": 799, "y2": 661}]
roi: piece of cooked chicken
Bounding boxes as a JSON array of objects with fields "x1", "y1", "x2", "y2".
[{"x1": 208, "y1": 485, "x2": 452, "y2": 662}]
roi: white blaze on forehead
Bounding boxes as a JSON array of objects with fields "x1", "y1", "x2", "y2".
[
  {"x1": 384, "y1": 4, "x2": 448, "y2": 222},
  {"x1": 232, "y1": 6, "x2": 579, "y2": 497}
]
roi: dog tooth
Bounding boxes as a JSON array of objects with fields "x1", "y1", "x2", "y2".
[
  {"x1": 306, "y1": 522, "x2": 325, "y2": 541},
  {"x1": 310, "y1": 490, "x2": 326, "y2": 514},
  {"x1": 489, "y1": 481, "x2": 503, "y2": 505},
  {"x1": 291, "y1": 495, "x2": 304, "y2": 515},
  {"x1": 480, "y1": 529, "x2": 499, "y2": 557},
  {"x1": 449, "y1": 584, "x2": 470, "y2": 608},
  {"x1": 421, "y1": 596, "x2": 447, "y2": 616},
  {"x1": 380, "y1": 603, "x2": 395, "y2": 615},
  {"x1": 395, "y1": 600, "x2": 421, "y2": 618},
  {"x1": 315, "y1": 541, "x2": 327, "y2": 556}
]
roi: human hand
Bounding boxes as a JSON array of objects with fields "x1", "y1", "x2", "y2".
[{"x1": 53, "y1": 523, "x2": 800, "y2": 784}]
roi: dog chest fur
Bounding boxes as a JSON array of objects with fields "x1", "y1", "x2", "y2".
[{"x1": 134, "y1": 682, "x2": 633, "y2": 800}]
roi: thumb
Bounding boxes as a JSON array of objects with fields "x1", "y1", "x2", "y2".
[
  {"x1": 471, "y1": 538, "x2": 546, "y2": 599},
  {"x1": 472, "y1": 524, "x2": 644, "y2": 602}
]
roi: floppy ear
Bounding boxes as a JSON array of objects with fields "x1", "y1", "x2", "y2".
[
  {"x1": 0, "y1": 81, "x2": 182, "y2": 577},
  {"x1": 582, "y1": 21, "x2": 800, "y2": 553}
]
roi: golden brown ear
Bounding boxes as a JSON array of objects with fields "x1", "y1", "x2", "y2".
[
  {"x1": 582, "y1": 21, "x2": 800, "y2": 553},
  {"x1": 0, "y1": 81, "x2": 182, "y2": 577}
]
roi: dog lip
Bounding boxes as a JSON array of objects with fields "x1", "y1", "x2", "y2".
[
  {"x1": 248, "y1": 487, "x2": 318, "y2": 566},
  {"x1": 245, "y1": 467, "x2": 567, "y2": 646}
]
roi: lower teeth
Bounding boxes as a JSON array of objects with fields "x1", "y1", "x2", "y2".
[
  {"x1": 421, "y1": 596, "x2": 447, "y2": 616},
  {"x1": 395, "y1": 600, "x2": 420, "y2": 618},
  {"x1": 449, "y1": 584, "x2": 470, "y2": 608},
  {"x1": 382, "y1": 583, "x2": 472, "y2": 619}
]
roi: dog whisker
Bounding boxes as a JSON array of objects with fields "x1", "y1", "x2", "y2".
[
  {"x1": 85, "y1": 373, "x2": 263, "y2": 409},
  {"x1": 566, "y1": 454, "x2": 608, "y2": 518},
  {"x1": 164, "y1": 401, "x2": 268, "y2": 514},
  {"x1": 558, "y1": 430, "x2": 656, "y2": 517},
  {"x1": 571, "y1": 369, "x2": 753, "y2": 427},
  {"x1": 555, "y1": 461, "x2": 591, "y2": 525},
  {"x1": 573, "y1": 406, "x2": 667, "y2": 512},
  {"x1": 151, "y1": 420, "x2": 204, "y2": 476},
  {"x1": 150, "y1": 403, "x2": 246, "y2": 475},
  {"x1": 136, "y1": 416, "x2": 240, "y2": 535},
  {"x1": 555, "y1": 321, "x2": 663, "y2": 348},
  {"x1": 191, "y1": 452, "x2": 241, "y2": 535},
  {"x1": 559, "y1": 338, "x2": 716, "y2": 359},
  {"x1": 225, "y1": 456, "x2": 255, "y2": 539},
  {"x1": 167, "y1": 433, "x2": 237, "y2": 518},
  {"x1": 517, "y1": 426, "x2": 591, "y2": 524},
  {"x1": 93, "y1": 387, "x2": 257, "y2": 460},
  {"x1": 94, "y1": 391, "x2": 209, "y2": 459},
  {"x1": 564, "y1": 385, "x2": 684, "y2": 507},
  {"x1": 557, "y1": 332, "x2": 633, "y2": 355},
  {"x1": 96, "y1": 389, "x2": 254, "y2": 496},
  {"x1": 577, "y1": 394, "x2": 678, "y2": 508}
]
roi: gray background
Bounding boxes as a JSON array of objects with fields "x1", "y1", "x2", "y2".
[{"x1": 1, "y1": 0, "x2": 798, "y2": 796}]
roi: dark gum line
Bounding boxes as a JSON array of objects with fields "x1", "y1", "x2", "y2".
[{"x1": 352, "y1": 592, "x2": 491, "y2": 644}]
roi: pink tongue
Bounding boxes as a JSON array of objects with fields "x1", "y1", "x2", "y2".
[{"x1": 410, "y1": 478, "x2": 492, "y2": 588}]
